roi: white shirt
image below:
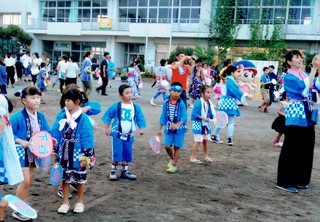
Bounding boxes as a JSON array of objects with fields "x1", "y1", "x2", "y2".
[
  {"x1": 66, "y1": 62, "x2": 79, "y2": 78},
  {"x1": 120, "y1": 103, "x2": 133, "y2": 134},
  {"x1": 4, "y1": 57, "x2": 15, "y2": 67},
  {"x1": 31, "y1": 58, "x2": 42, "y2": 75},
  {"x1": 21, "y1": 54, "x2": 32, "y2": 68},
  {"x1": 57, "y1": 61, "x2": 68, "y2": 78}
]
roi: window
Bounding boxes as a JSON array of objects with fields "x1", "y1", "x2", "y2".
[
  {"x1": 2, "y1": 14, "x2": 21, "y2": 25},
  {"x1": 118, "y1": 0, "x2": 201, "y2": 24},
  {"x1": 40, "y1": 0, "x2": 108, "y2": 23}
]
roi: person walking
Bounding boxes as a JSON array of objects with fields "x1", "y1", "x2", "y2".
[
  {"x1": 4, "y1": 53, "x2": 16, "y2": 88},
  {"x1": 96, "y1": 52, "x2": 109, "y2": 96},
  {"x1": 80, "y1": 52, "x2": 94, "y2": 96}
]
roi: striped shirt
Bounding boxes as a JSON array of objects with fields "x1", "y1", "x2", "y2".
[{"x1": 169, "y1": 102, "x2": 176, "y2": 122}]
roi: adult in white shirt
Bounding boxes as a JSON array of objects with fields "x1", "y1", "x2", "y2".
[
  {"x1": 30, "y1": 52, "x2": 42, "y2": 85},
  {"x1": 4, "y1": 52, "x2": 16, "y2": 88},
  {"x1": 65, "y1": 55, "x2": 79, "y2": 87},
  {"x1": 21, "y1": 52, "x2": 32, "y2": 82},
  {"x1": 56, "y1": 54, "x2": 69, "y2": 92}
]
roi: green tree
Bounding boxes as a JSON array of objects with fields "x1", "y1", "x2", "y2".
[
  {"x1": 209, "y1": 0, "x2": 240, "y2": 63},
  {"x1": 247, "y1": 0, "x2": 287, "y2": 63},
  {"x1": 0, "y1": 25, "x2": 33, "y2": 55},
  {"x1": 167, "y1": 46, "x2": 194, "y2": 64},
  {"x1": 193, "y1": 46, "x2": 216, "y2": 65}
]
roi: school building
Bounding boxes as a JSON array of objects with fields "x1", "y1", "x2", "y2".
[{"x1": 1, "y1": 0, "x2": 319, "y2": 70}]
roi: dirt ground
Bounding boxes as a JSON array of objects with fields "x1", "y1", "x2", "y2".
[{"x1": 3, "y1": 79, "x2": 320, "y2": 222}]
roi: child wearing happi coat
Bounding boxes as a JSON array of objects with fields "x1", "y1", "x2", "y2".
[
  {"x1": 102, "y1": 84, "x2": 147, "y2": 181},
  {"x1": 190, "y1": 85, "x2": 216, "y2": 163},
  {"x1": 0, "y1": 95, "x2": 24, "y2": 222},
  {"x1": 10, "y1": 86, "x2": 52, "y2": 221},
  {"x1": 158, "y1": 82, "x2": 187, "y2": 174},
  {"x1": 210, "y1": 65, "x2": 253, "y2": 146},
  {"x1": 51, "y1": 87, "x2": 95, "y2": 214}
]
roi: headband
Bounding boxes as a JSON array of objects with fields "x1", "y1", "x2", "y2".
[{"x1": 170, "y1": 85, "x2": 182, "y2": 92}]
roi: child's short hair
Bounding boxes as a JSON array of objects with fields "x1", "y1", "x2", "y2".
[
  {"x1": 63, "y1": 88, "x2": 83, "y2": 105},
  {"x1": 118, "y1": 84, "x2": 131, "y2": 95},
  {"x1": 40, "y1": 62, "x2": 46, "y2": 68},
  {"x1": 20, "y1": 86, "x2": 42, "y2": 100},
  {"x1": 160, "y1": 59, "x2": 167, "y2": 66}
]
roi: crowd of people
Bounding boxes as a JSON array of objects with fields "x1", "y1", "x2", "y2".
[{"x1": 0, "y1": 49, "x2": 319, "y2": 221}]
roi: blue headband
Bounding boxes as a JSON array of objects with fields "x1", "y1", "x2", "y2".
[{"x1": 170, "y1": 85, "x2": 182, "y2": 92}]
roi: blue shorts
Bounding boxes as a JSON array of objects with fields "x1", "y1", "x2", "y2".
[
  {"x1": 164, "y1": 133, "x2": 185, "y2": 148},
  {"x1": 112, "y1": 135, "x2": 133, "y2": 163}
]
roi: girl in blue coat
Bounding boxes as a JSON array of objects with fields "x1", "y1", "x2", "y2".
[
  {"x1": 51, "y1": 88, "x2": 95, "y2": 214},
  {"x1": 210, "y1": 65, "x2": 253, "y2": 146},
  {"x1": 190, "y1": 85, "x2": 215, "y2": 163}
]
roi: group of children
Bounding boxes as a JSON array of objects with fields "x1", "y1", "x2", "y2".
[{"x1": 1, "y1": 61, "x2": 287, "y2": 219}]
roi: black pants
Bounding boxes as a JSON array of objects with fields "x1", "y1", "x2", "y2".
[
  {"x1": 59, "y1": 78, "x2": 66, "y2": 92},
  {"x1": 31, "y1": 74, "x2": 37, "y2": 85},
  {"x1": 6, "y1": 66, "x2": 15, "y2": 85},
  {"x1": 65, "y1": 77, "x2": 77, "y2": 87},
  {"x1": 96, "y1": 76, "x2": 108, "y2": 95},
  {"x1": 277, "y1": 125, "x2": 315, "y2": 188}
]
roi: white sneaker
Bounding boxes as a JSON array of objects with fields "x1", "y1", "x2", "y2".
[
  {"x1": 149, "y1": 99, "x2": 156, "y2": 106},
  {"x1": 274, "y1": 142, "x2": 283, "y2": 147},
  {"x1": 109, "y1": 170, "x2": 118, "y2": 181}
]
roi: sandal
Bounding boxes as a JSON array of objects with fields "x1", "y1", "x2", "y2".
[
  {"x1": 204, "y1": 158, "x2": 213, "y2": 162},
  {"x1": 58, "y1": 203, "x2": 70, "y2": 214},
  {"x1": 73, "y1": 203, "x2": 85, "y2": 213},
  {"x1": 190, "y1": 159, "x2": 202, "y2": 164}
]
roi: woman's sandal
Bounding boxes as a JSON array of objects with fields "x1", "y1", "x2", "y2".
[
  {"x1": 204, "y1": 158, "x2": 213, "y2": 162},
  {"x1": 73, "y1": 203, "x2": 85, "y2": 213},
  {"x1": 58, "y1": 203, "x2": 70, "y2": 214},
  {"x1": 190, "y1": 159, "x2": 202, "y2": 164}
]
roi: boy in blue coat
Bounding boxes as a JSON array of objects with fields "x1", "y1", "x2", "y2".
[
  {"x1": 102, "y1": 84, "x2": 147, "y2": 181},
  {"x1": 158, "y1": 82, "x2": 187, "y2": 173}
]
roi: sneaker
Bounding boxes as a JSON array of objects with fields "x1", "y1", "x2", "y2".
[
  {"x1": 211, "y1": 135, "x2": 223, "y2": 144},
  {"x1": 167, "y1": 159, "x2": 173, "y2": 168},
  {"x1": 264, "y1": 108, "x2": 269, "y2": 113},
  {"x1": 297, "y1": 184, "x2": 309, "y2": 189},
  {"x1": 109, "y1": 170, "x2": 118, "y2": 181},
  {"x1": 276, "y1": 185, "x2": 298, "y2": 193},
  {"x1": 166, "y1": 164, "x2": 177, "y2": 174},
  {"x1": 12, "y1": 211, "x2": 30, "y2": 221},
  {"x1": 57, "y1": 186, "x2": 73, "y2": 198},
  {"x1": 120, "y1": 170, "x2": 137, "y2": 180},
  {"x1": 274, "y1": 142, "x2": 283, "y2": 147},
  {"x1": 227, "y1": 138, "x2": 233, "y2": 146}
]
